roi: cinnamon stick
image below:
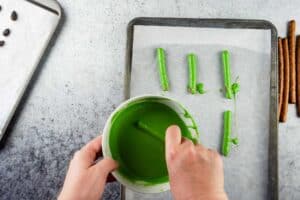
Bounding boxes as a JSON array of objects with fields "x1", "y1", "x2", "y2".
[
  {"x1": 280, "y1": 38, "x2": 290, "y2": 122},
  {"x1": 278, "y1": 38, "x2": 284, "y2": 120},
  {"x1": 296, "y1": 36, "x2": 300, "y2": 116},
  {"x1": 288, "y1": 20, "x2": 296, "y2": 103}
]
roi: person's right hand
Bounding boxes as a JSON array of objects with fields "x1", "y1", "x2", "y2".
[{"x1": 165, "y1": 125, "x2": 228, "y2": 200}]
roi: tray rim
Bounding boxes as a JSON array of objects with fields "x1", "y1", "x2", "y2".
[{"x1": 124, "y1": 17, "x2": 278, "y2": 200}]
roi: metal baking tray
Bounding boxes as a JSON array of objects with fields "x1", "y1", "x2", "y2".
[
  {"x1": 123, "y1": 17, "x2": 278, "y2": 200},
  {"x1": 0, "y1": 0, "x2": 61, "y2": 141}
]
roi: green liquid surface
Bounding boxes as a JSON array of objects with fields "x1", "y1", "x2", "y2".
[{"x1": 109, "y1": 101, "x2": 193, "y2": 185}]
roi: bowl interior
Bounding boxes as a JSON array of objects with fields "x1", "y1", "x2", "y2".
[{"x1": 102, "y1": 95, "x2": 199, "y2": 193}]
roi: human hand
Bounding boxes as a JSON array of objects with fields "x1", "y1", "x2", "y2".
[
  {"x1": 58, "y1": 136, "x2": 118, "y2": 200},
  {"x1": 165, "y1": 125, "x2": 228, "y2": 200}
]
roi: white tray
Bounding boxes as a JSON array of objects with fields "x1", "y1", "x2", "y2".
[{"x1": 0, "y1": 0, "x2": 61, "y2": 140}]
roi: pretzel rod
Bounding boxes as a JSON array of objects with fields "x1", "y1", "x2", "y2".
[
  {"x1": 222, "y1": 110, "x2": 232, "y2": 156},
  {"x1": 278, "y1": 38, "x2": 284, "y2": 120},
  {"x1": 296, "y1": 36, "x2": 300, "y2": 116},
  {"x1": 222, "y1": 110, "x2": 238, "y2": 157},
  {"x1": 187, "y1": 53, "x2": 197, "y2": 94},
  {"x1": 280, "y1": 38, "x2": 290, "y2": 122},
  {"x1": 136, "y1": 121, "x2": 164, "y2": 143},
  {"x1": 222, "y1": 50, "x2": 233, "y2": 99},
  {"x1": 156, "y1": 48, "x2": 169, "y2": 91},
  {"x1": 288, "y1": 20, "x2": 296, "y2": 103}
]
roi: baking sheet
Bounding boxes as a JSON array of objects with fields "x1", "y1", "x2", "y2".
[
  {"x1": 125, "y1": 18, "x2": 277, "y2": 200},
  {"x1": 0, "y1": 0, "x2": 61, "y2": 140}
]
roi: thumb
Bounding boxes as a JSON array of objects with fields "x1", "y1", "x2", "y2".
[
  {"x1": 94, "y1": 157, "x2": 118, "y2": 177},
  {"x1": 165, "y1": 125, "x2": 182, "y2": 160}
]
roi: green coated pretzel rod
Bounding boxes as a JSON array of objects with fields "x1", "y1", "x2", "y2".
[
  {"x1": 136, "y1": 121, "x2": 164, "y2": 143},
  {"x1": 187, "y1": 53, "x2": 197, "y2": 94},
  {"x1": 222, "y1": 50, "x2": 233, "y2": 99},
  {"x1": 222, "y1": 110, "x2": 238, "y2": 157},
  {"x1": 156, "y1": 48, "x2": 169, "y2": 91}
]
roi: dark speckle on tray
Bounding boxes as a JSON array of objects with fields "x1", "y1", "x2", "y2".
[
  {"x1": 0, "y1": 40, "x2": 5, "y2": 47},
  {"x1": 3, "y1": 29, "x2": 10, "y2": 37},
  {"x1": 11, "y1": 11, "x2": 18, "y2": 21}
]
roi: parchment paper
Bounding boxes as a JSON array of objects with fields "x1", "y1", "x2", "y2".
[{"x1": 128, "y1": 25, "x2": 271, "y2": 200}]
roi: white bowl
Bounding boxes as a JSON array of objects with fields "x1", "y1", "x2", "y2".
[{"x1": 102, "y1": 95, "x2": 199, "y2": 193}]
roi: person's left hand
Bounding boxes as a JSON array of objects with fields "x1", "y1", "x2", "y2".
[{"x1": 58, "y1": 135, "x2": 118, "y2": 200}]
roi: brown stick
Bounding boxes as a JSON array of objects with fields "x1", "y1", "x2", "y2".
[
  {"x1": 296, "y1": 35, "x2": 300, "y2": 116},
  {"x1": 278, "y1": 38, "x2": 284, "y2": 120},
  {"x1": 280, "y1": 38, "x2": 290, "y2": 122},
  {"x1": 288, "y1": 20, "x2": 296, "y2": 103}
]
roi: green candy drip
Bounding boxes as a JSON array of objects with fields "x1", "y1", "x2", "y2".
[
  {"x1": 196, "y1": 83, "x2": 206, "y2": 94},
  {"x1": 232, "y1": 83, "x2": 240, "y2": 95},
  {"x1": 156, "y1": 48, "x2": 169, "y2": 91},
  {"x1": 232, "y1": 76, "x2": 240, "y2": 97},
  {"x1": 231, "y1": 138, "x2": 239, "y2": 145},
  {"x1": 183, "y1": 110, "x2": 200, "y2": 144},
  {"x1": 222, "y1": 110, "x2": 238, "y2": 157},
  {"x1": 187, "y1": 54, "x2": 197, "y2": 94},
  {"x1": 231, "y1": 86, "x2": 239, "y2": 154}
]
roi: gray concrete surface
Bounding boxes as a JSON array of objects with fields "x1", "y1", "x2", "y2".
[{"x1": 0, "y1": 0, "x2": 299, "y2": 199}]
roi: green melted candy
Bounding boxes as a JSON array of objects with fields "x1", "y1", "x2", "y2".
[{"x1": 109, "y1": 101, "x2": 193, "y2": 185}]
